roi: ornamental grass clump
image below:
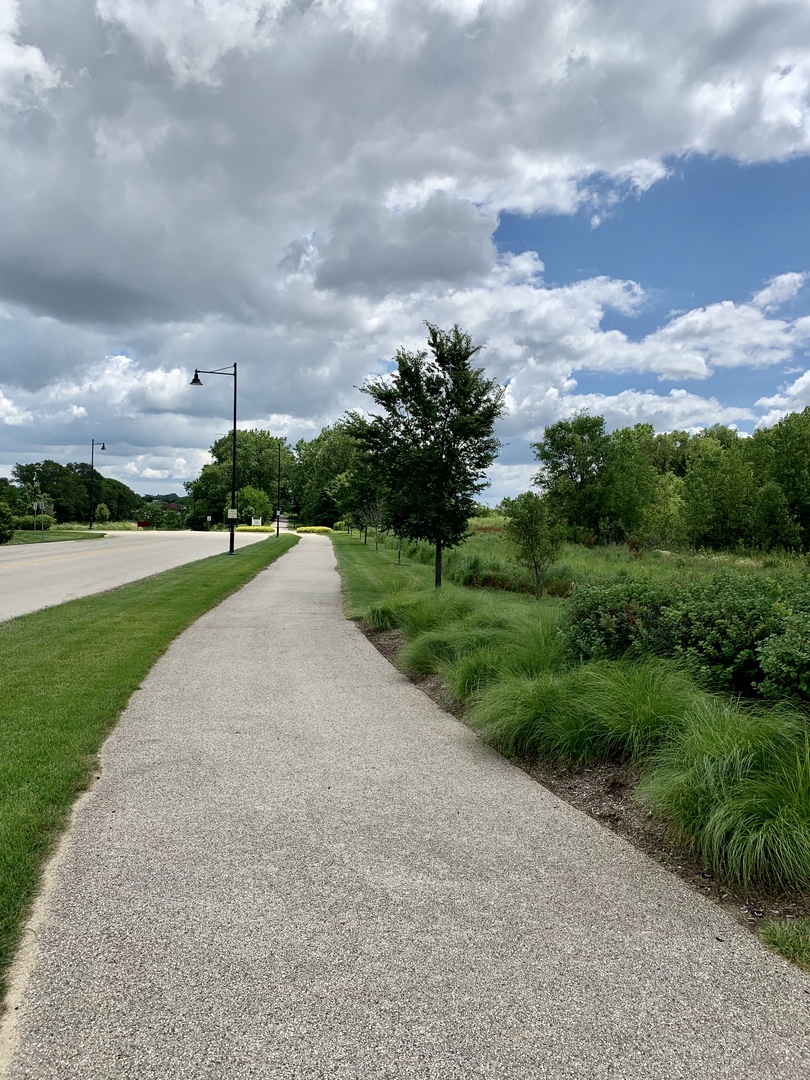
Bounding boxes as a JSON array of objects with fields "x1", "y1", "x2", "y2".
[
  {"x1": 639, "y1": 699, "x2": 810, "y2": 890},
  {"x1": 396, "y1": 588, "x2": 479, "y2": 638},
  {"x1": 468, "y1": 658, "x2": 698, "y2": 765},
  {"x1": 443, "y1": 607, "x2": 569, "y2": 702},
  {"x1": 364, "y1": 590, "x2": 421, "y2": 631}
]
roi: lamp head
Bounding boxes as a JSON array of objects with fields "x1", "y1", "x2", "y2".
[
  {"x1": 190, "y1": 370, "x2": 203, "y2": 386},
  {"x1": 99, "y1": 441, "x2": 106, "y2": 451}
]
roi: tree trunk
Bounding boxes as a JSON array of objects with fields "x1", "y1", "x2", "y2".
[
  {"x1": 364, "y1": 526, "x2": 367, "y2": 545},
  {"x1": 434, "y1": 538, "x2": 442, "y2": 588},
  {"x1": 397, "y1": 536, "x2": 402, "y2": 565}
]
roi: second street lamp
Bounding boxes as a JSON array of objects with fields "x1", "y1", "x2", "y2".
[
  {"x1": 190, "y1": 363, "x2": 238, "y2": 555},
  {"x1": 88, "y1": 438, "x2": 107, "y2": 530}
]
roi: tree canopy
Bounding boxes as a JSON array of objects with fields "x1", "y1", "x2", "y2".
[
  {"x1": 346, "y1": 324, "x2": 505, "y2": 585},
  {"x1": 531, "y1": 407, "x2": 810, "y2": 552}
]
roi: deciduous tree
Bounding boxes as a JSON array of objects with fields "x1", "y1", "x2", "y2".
[
  {"x1": 500, "y1": 492, "x2": 565, "y2": 599},
  {"x1": 347, "y1": 324, "x2": 504, "y2": 586}
]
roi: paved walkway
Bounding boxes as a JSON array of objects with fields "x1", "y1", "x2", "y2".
[{"x1": 2, "y1": 536, "x2": 809, "y2": 1078}]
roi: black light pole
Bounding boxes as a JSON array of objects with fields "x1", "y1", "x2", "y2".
[
  {"x1": 276, "y1": 437, "x2": 281, "y2": 537},
  {"x1": 190, "y1": 364, "x2": 238, "y2": 554},
  {"x1": 88, "y1": 438, "x2": 106, "y2": 530}
]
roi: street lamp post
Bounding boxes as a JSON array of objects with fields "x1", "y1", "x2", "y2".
[
  {"x1": 88, "y1": 438, "x2": 106, "y2": 530},
  {"x1": 276, "y1": 436, "x2": 281, "y2": 537},
  {"x1": 190, "y1": 363, "x2": 238, "y2": 554}
]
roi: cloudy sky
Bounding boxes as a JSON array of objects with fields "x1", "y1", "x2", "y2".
[{"x1": 1, "y1": 0, "x2": 809, "y2": 500}]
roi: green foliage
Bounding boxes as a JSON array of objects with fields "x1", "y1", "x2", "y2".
[
  {"x1": 564, "y1": 571, "x2": 810, "y2": 699},
  {"x1": 532, "y1": 412, "x2": 609, "y2": 539},
  {"x1": 94, "y1": 502, "x2": 110, "y2": 523},
  {"x1": 529, "y1": 407, "x2": 810, "y2": 553},
  {"x1": 12, "y1": 514, "x2": 54, "y2": 531},
  {"x1": 187, "y1": 430, "x2": 294, "y2": 528},
  {"x1": 346, "y1": 324, "x2": 505, "y2": 586},
  {"x1": 0, "y1": 534, "x2": 298, "y2": 998},
  {"x1": 757, "y1": 613, "x2": 810, "y2": 700},
  {"x1": 639, "y1": 700, "x2": 810, "y2": 890},
  {"x1": 235, "y1": 484, "x2": 272, "y2": 524},
  {"x1": 0, "y1": 503, "x2": 13, "y2": 544},
  {"x1": 500, "y1": 491, "x2": 565, "y2": 598},
  {"x1": 11, "y1": 460, "x2": 143, "y2": 523},
  {"x1": 292, "y1": 424, "x2": 357, "y2": 526}
]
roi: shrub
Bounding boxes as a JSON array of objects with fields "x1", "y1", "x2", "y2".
[
  {"x1": 12, "y1": 514, "x2": 54, "y2": 531},
  {"x1": 564, "y1": 571, "x2": 810, "y2": 699},
  {"x1": 757, "y1": 613, "x2": 810, "y2": 701},
  {"x1": 297, "y1": 526, "x2": 333, "y2": 534},
  {"x1": 565, "y1": 579, "x2": 674, "y2": 660}
]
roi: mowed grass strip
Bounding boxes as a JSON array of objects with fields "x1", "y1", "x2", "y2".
[
  {"x1": 330, "y1": 530, "x2": 433, "y2": 617},
  {"x1": 0, "y1": 533, "x2": 298, "y2": 997},
  {"x1": 8, "y1": 530, "x2": 106, "y2": 545}
]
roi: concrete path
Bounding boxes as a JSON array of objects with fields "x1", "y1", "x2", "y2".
[{"x1": 2, "y1": 535, "x2": 809, "y2": 1079}]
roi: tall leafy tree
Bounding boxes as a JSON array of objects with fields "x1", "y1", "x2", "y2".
[
  {"x1": 347, "y1": 323, "x2": 505, "y2": 586},
  {"x1": 753, "y1": 408, "x2": 810, "y2": 547},
  {"x1": 293, "y1": 424, "x2": 358, "y2": 526},
  {"x1": 599, "y1": 425, "x2": 660, "y2": 543},
  {"x1": 531, "y1": 412, "x2": 609, "y2": 541}
]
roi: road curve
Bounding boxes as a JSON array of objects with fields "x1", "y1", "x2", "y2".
[{"x1": 0, "y1": 530, "x2": 268, "y2": 622}]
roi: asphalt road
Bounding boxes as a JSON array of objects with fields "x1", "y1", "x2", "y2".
[
  {"x1": 2, "y1": 535, "x2": 808, "y2": 1078},
  {"x1": 0, "y1": 529, "x2": 268, "y2": 621}
]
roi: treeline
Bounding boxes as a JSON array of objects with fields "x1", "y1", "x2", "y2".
[
  {"x1": 3, "y1": 461, "x2": 144, "y2": 524},
  {"x1": 533, "y1": 409, "x2": 810, "y2": 552}
]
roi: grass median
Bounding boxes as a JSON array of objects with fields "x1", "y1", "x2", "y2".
[
  {"x1": 0, "y1": 533, "x2": 298, "y2": 1000},
  {"x1": 7, "y1": 530, "x2": 106, "y2": 545}
]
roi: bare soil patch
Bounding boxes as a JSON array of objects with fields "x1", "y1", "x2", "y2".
[{"x1": 365, "y1": 625, "x2": 810, "y2": 932}]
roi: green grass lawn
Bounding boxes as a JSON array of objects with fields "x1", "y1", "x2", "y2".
[
  {"x1": 0, "y1": 533, "x2": 298, "y2": 1000},
  {"x1": 7, "y1": 530, "x2": 107, "y2": 545},
  {"x1": 331, "y1": 530, "x2": 434, "y2": 617}
]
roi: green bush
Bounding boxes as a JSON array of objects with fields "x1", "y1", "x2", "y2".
[
  {"x1": 0, "y1": 503, "x2": 13, "y2": 545},
  {"x1": 13, "y1": 514, "x2": 54, "y2": 531},
  {"x1": 564, "y1": 571, "x2": 810, "y2": 699},
  {"x1": 757, "y1": 613, "x2": 810, "y2": 700},
  {"x1": 297, "y1": 525, "x2": 333, "y2": 534}
]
